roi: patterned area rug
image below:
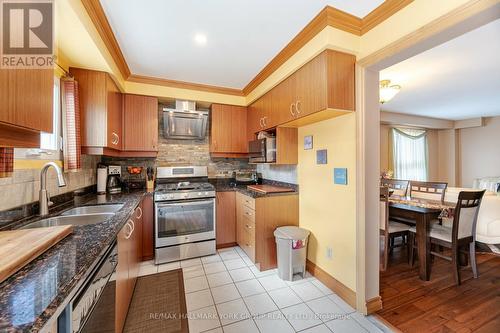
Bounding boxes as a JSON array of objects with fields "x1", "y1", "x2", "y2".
[{"x1": 124, "y1": 269, "x2": 188, "y2": 333}]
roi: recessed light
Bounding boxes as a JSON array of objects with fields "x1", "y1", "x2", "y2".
[{"x1": 194, "y1": 33, "x2": 207, "y2": 46}]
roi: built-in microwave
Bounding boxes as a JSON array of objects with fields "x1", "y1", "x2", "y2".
[{"x1": 248, "y1": 137, "x2": 276, "y2": 163}]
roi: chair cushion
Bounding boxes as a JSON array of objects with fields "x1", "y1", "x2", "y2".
[
  {"x1": 388, "y1": 221, "x2": 411, "y2": 234},
  {"x1": 408, "y1": 224, "x2": 452, "y2": 242},
  {"x1": 429, "y1": 224, "x2": 452, "y2": 242}
]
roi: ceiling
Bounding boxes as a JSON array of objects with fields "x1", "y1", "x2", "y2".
[
  {"x1": 380, "y1": 19, "x2": 500, "y2": 121},
  {"x1": 100, "y1": 0, "x2": 383, "y2": 89}
]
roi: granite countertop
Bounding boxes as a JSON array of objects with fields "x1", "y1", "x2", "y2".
[
  {"x1": 0, "y1": 191, "x2": 146, "y2": 332},
  {"x1": 210, "y1": 178, "x2": 298, "y2": 198}
]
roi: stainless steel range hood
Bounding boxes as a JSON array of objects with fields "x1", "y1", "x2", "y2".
[{"x1": 162, "y1": 100, "x2": 208, "y2": 140}]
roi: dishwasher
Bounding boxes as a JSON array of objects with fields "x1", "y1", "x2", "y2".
[{"x1": 58, "y1": 242, "x2": 118, "y2": 333}]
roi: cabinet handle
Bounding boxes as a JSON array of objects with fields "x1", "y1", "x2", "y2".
[
  {"x1": 245, "y1": 224, "x2": 252, "y2": 229},
  {"x1": 125, "y1": 220, "x2": 133, "y2": 239},
  {"x1": 245, "y1": 211, "x2": 252, "y2": 216},
  {"x1": 263, "y1": 116, "x2": 267, "y2": 127},
  {"x1": 112, "y1": 132, "x2": 119, "y2": 145},
  {"x1": 136, "y1": 206, "x2": 143, "y2": 219},
  {"x1": 296, "y1": 100, "x2": 301, "y2": 115},
  {"x1": 259, "y1": 118, "x2": 264, "y2": 128},
  {"x1": 290, "y1": 103, "x2": 296, "y2": 117}
]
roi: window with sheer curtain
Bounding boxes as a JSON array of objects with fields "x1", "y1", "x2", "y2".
[{"x1": 390, "y1": 128, "x2": 428, "y2": 181}]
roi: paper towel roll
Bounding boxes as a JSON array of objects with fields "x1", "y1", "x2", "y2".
[{"x1": 97, "y1": 168, "x2": 107, "y2": 194}]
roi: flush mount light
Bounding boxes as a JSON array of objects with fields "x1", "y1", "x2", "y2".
[
  {"x1": 194, "y1": 33, "x2": 207, "y2": 46},
  {"x1": 379, "y1": 80, "x2": 401, "y2": 104}
]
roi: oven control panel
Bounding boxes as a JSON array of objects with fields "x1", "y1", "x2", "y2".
[{"x1": 154, "y1": 190, "x2": 216, "y2": 202}]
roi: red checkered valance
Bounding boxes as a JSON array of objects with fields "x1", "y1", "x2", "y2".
[{"x1": 0, "y1": 148, "x2": 14, "y2": 178}]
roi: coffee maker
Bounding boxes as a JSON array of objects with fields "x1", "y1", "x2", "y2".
[{"x1": 106, "y1": 165, "x2": 122, "y2": 194}]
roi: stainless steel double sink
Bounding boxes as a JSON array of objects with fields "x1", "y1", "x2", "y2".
[{"x1": 21, "y1": 204, "x2": 124, "y2": 229}]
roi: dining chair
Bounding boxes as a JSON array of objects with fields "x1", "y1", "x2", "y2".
[
  {"x1": 381, "y1": 179, "x2": 410, "y2": 197},
  {"x1": 409, "y1": 181, "x2": 448, "y2": 202},
  {"x1": 380, "y1": 187, "x2": 411, "y2": 271},
  {"x1": 408, "y1": 190, "x2": 486, "y2": 285}
]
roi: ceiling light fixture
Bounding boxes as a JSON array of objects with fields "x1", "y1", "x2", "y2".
[
  {"x1": 194, "y1": 33, "x2": 207, "y2": 46},
  {"x1": 379, "y1": 80, "x2": 401, "y2": 104}
]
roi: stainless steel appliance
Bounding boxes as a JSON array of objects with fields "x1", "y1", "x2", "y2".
[
  {"x1": 58, "y1": 243, "x2": 118, "y2": 333},
  {"x1": 235, "y1": 170, "x2": 258, "y2": 184},
  {"x1": 162, "y1": 100, "x2": 208, "y2": 140},
  {"x1": 154, "y1": 166, "x2": 216, "y2": 264},
  {"x1": 106, "y1": 165, "x2": 122, "y2": 194},
  {"x1": 248, "y1": 137, "x2": 277, "y2": 163}
]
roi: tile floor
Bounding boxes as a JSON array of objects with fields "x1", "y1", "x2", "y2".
[{"x1": 139, "y1": 246, "x2": 392, "y2": 333}]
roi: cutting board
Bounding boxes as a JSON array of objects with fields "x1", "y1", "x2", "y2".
[
  {"x1": 247, "y1": 184, "x2": 295, "y2": 194},
  {"x1": 0, "y1": 225, "x2": 73, "y2": 283}
]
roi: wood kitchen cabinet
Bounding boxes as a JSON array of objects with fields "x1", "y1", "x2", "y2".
[
  {"x1": 115, "y1": 202, "x2": 143, "y2": 332},
  {"x1": 210, "y1": 104, "x2": 247, "y2": 156},
  {"x1": 116, "y1": 222, "x2": 132, "y2": 333},
  {"x1": 70, "y1": 68, "x2": 158, "y2": 157},
  {"x1": 122, "y1": 94, "x2": 158, "y2": 152},
  {"x1": 236, "y1": 192, "x2": 299, "y2": 270},
  {"x1": 216, "y1": 191, "x2": 237, "y2": 247},
  {"x1": 69, "y1": 67, "x2": 122, "y2": 151},
  {"x1": 141, "y1": 193, "x2": 154, "y2": 261},
  {"x1": 247, "y1": 49, "x2": 355, "y2": 137},
  {"x1": 0, "y1": 69, "x2": 53, "y2": 147}
]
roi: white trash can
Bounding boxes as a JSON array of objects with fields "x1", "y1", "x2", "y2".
[{"x1": 274, "y1": 226, "x2": 310, "y2": 281}]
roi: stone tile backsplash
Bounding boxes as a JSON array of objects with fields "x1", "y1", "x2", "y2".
[
  {"x1": 0, "y1": 155, "x2": 100, "y2": 211},
  {"x1": 257, "y1": 164, "x2": 298, "y2": 184},
  {"x1": 103, "y1": 106, "x2": 256, "y2": 179}
]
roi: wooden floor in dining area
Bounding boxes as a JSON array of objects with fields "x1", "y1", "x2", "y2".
[{"x1": 377, "y1": 245, "x2": 500, "y2": 333}]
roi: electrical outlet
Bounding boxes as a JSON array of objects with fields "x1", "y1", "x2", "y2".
[{"x1": 326, "y1": 247, "x2": 333, "y2": 260}]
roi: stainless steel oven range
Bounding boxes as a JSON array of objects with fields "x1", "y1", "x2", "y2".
[{"x1": 154, "y1": 166, "x2": 216, "y2": 264}]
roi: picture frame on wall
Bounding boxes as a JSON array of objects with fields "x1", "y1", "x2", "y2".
[
  {"x1": 316, "y1": 149, "x2": 327, "y2": 164},
  {"x1": 334, "y1": 168, "x2": 348, "y2": 185},
  {"x1": 304, "y1": 135, "x2": 313, "y2": 150}
]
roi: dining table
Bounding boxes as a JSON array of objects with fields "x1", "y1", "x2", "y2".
[{"x1": 388, "y1": 195, "x2": 455, "y2": 281}]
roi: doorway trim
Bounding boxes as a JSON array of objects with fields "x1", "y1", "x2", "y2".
[{"x1": 355, "y1": 0, "x2": 500, "y2": 314}]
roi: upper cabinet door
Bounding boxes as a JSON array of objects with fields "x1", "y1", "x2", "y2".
[
  {"x1": 0, "y1": 69, "x2": 53, "y2": 133},
  {"x1": 210, "y1": 104, "x2": 248, "y2": 154},
  {"x1": 326, "y1": 51, "x2": 356, "y2": 111},
  {"x1": 295, "y1": 53, "x2": 328, "y2": 117},
  {"x1": 247, "y1": 98, "x2": 263, "y2": 142},
  {"x1": 70, "y1": 68, "x2": 108, "y2": 147},
  {"x1": 210, "y1": 104, "x2": 233, "y2": 153},
  {"x1": 122, "y1": 94, "x2": 158, "y2": 151},
  {"x1": 106, "y1": 75, "x2": 122, "y2": 150},
  {"x1": 230, "y1": 105, "x2": 248, "y2": 153}
]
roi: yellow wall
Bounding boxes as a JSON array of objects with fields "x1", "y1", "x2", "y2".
[{"x1": 298, "y1": 113, "x2": 357, "y2": 292}]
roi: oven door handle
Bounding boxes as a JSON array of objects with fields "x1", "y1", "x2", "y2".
[{"x1": 156, "y1": 199, "x2": 214, "y2": 208}]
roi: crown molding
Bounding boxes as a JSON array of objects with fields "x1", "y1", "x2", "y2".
[
  {"x1": 81, "y1": 0, "x2": 413, "y2": 98},
  {"x1": 81, "y1": 0, "x2": 131, "y2": 79},
  {"x1": 361, "y1": 0, "x2": 415, "y2": 34},
  {"x1": 128, "y1": 74, "x2": 244, "y2": 96},
  {"x1": 243, "y1": 1, "x2": 414, "y2": 94},
  {"x1": 242, "y1": 6, "x2": 362, "y2": 95}
]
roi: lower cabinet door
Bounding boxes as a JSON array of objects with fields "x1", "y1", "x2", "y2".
[
  {"x1": 216, "y1": 191, "x2": 236, "y2": 246},
  {"x1": 141, "y1": 194, "x2": 154, "y2": 260},
  {"x1": 116, "y1": 223, "x2": 132, "y2": 333}
]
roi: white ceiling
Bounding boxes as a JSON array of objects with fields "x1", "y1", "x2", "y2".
[
  {"x1": 100, "y1": 0, "x2": 383, "y2": 89},
  {"x1": 380, "y1": 19, "x2": 500, "y2": 121}
]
